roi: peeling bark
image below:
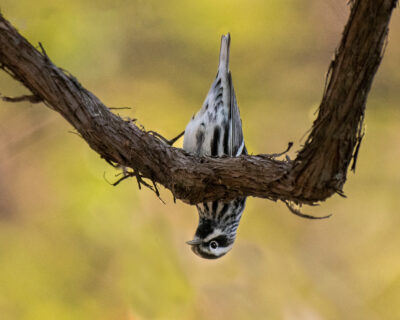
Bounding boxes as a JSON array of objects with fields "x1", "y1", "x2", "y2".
[{"x1": 0, "y1": 0, "x2": 397, "y2": 206}]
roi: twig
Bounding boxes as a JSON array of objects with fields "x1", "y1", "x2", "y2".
[
  {"x1": 283, "y1": 200, "x2": 332, "y2": 220},
  {"x1": 111, "y1": 172, "x2": 133, "y2": 186},
  {"x1": 335, "y1": 189, "x2": 347, "y2": 198},
  {"x1": 151, "y1": 180, "x2": 166, "y2": 204},
  {"x1": 148, "y1": 130, "x2": 185, "y2": 146},
  {"x1": 0, "y1": 64, "x2": 18, "y2": 80},
  {"x1": 1, "y1": 94, "x2": 42, "y2": 103},
  {"x1": 109, "y1": 107, "x2": 132, "y2": 110},
  {"x1": 351, "y1": 126, "x2": 365, "y2": 173},
  {"x1": 269, "y1": 142, "x2": 294, "y2": 158},
  {"x1": 68, "y1": 130, "x2": 83, "y2": 138},
  {"x1": 103, "y1": 158, "x2": 121, "y2": 168},
  {"x1": 38, "y1": 42, "x2": 49, "y2": 61}
]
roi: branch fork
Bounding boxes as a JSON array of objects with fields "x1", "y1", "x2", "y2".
[{"x1": 0, "y1": 0, "x2": 397, "y2": 213}]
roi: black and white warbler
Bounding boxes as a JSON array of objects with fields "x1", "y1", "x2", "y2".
[{"x1": 183, "y1": 33, "x2": 247, "y2": 259}]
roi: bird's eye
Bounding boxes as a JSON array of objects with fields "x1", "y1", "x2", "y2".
[{"x1": 209, "y1": 240, "x2": 218, "y2": 250}]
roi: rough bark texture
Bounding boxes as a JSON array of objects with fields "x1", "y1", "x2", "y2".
[{"x1": 0, "y1": 0, "x2": 397, "y2": 206}]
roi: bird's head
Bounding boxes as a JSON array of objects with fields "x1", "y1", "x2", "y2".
[{"x1": 186, "y1": 218, "x2": 235, "y2": 259}]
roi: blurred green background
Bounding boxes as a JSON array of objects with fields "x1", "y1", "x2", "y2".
[{"x1": 0, "y1": 1, "x2": 399, "y2": 319}]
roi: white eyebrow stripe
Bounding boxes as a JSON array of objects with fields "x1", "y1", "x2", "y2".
[{"x1": 203, "y1": 229, "x2": 224, "y2": 242}]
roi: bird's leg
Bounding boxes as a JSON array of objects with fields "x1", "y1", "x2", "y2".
[{"x1": 148, "y1": 130, "x2": 185, "y2": 146}]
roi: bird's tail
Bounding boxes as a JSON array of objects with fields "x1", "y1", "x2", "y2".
[{"x1": 218, "y1": 33, "x2": 230, "y2": 71}]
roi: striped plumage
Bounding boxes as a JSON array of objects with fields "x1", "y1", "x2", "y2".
[{"x1": 183, "y1": 34, "x2": 247, "y2": 259}]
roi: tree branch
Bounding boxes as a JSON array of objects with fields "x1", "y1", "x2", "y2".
[{"x1": 0, "y1": 0, "x2": 397, "y2": 206}]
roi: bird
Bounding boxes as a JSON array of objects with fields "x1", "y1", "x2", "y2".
[{"x1": 183, "y1": 33, "x2": 247, "y2": 259}]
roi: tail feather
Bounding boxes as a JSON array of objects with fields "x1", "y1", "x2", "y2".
[{"x1": 218, "y1": 33, "x2": 230, "y2": 71}]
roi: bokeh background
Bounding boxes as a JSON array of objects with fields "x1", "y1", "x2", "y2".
[{"x1": 0, "y1": 1, "x2": 399, "y2": 319}]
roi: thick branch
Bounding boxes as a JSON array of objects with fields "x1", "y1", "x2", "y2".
[{"x1": 0, "y1": 0, "x2": 397, "y2": 205}]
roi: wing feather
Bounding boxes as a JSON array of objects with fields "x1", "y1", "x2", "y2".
[{"x1": 229, "y1": 74, "x2": 246, "y2": 156}]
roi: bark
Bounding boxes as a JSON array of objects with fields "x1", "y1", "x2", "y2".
[{"x1": 0, "y1": 0, "x2": 397, "y2": 206}]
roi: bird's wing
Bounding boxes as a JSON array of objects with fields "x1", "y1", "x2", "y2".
[
  {"x1": 220, "y1": 33, "x2": 245, "y2": 157},
  {"x1": 229, "y1": 73, "x2": 246, "y2": 156},
  {"x1": 184, "y1": 33, "x2": 246, "y2": 158}
]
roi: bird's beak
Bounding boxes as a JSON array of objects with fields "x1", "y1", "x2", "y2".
[{"x1": 186, "y1": 238, "x2": 202, "y2": 246}]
